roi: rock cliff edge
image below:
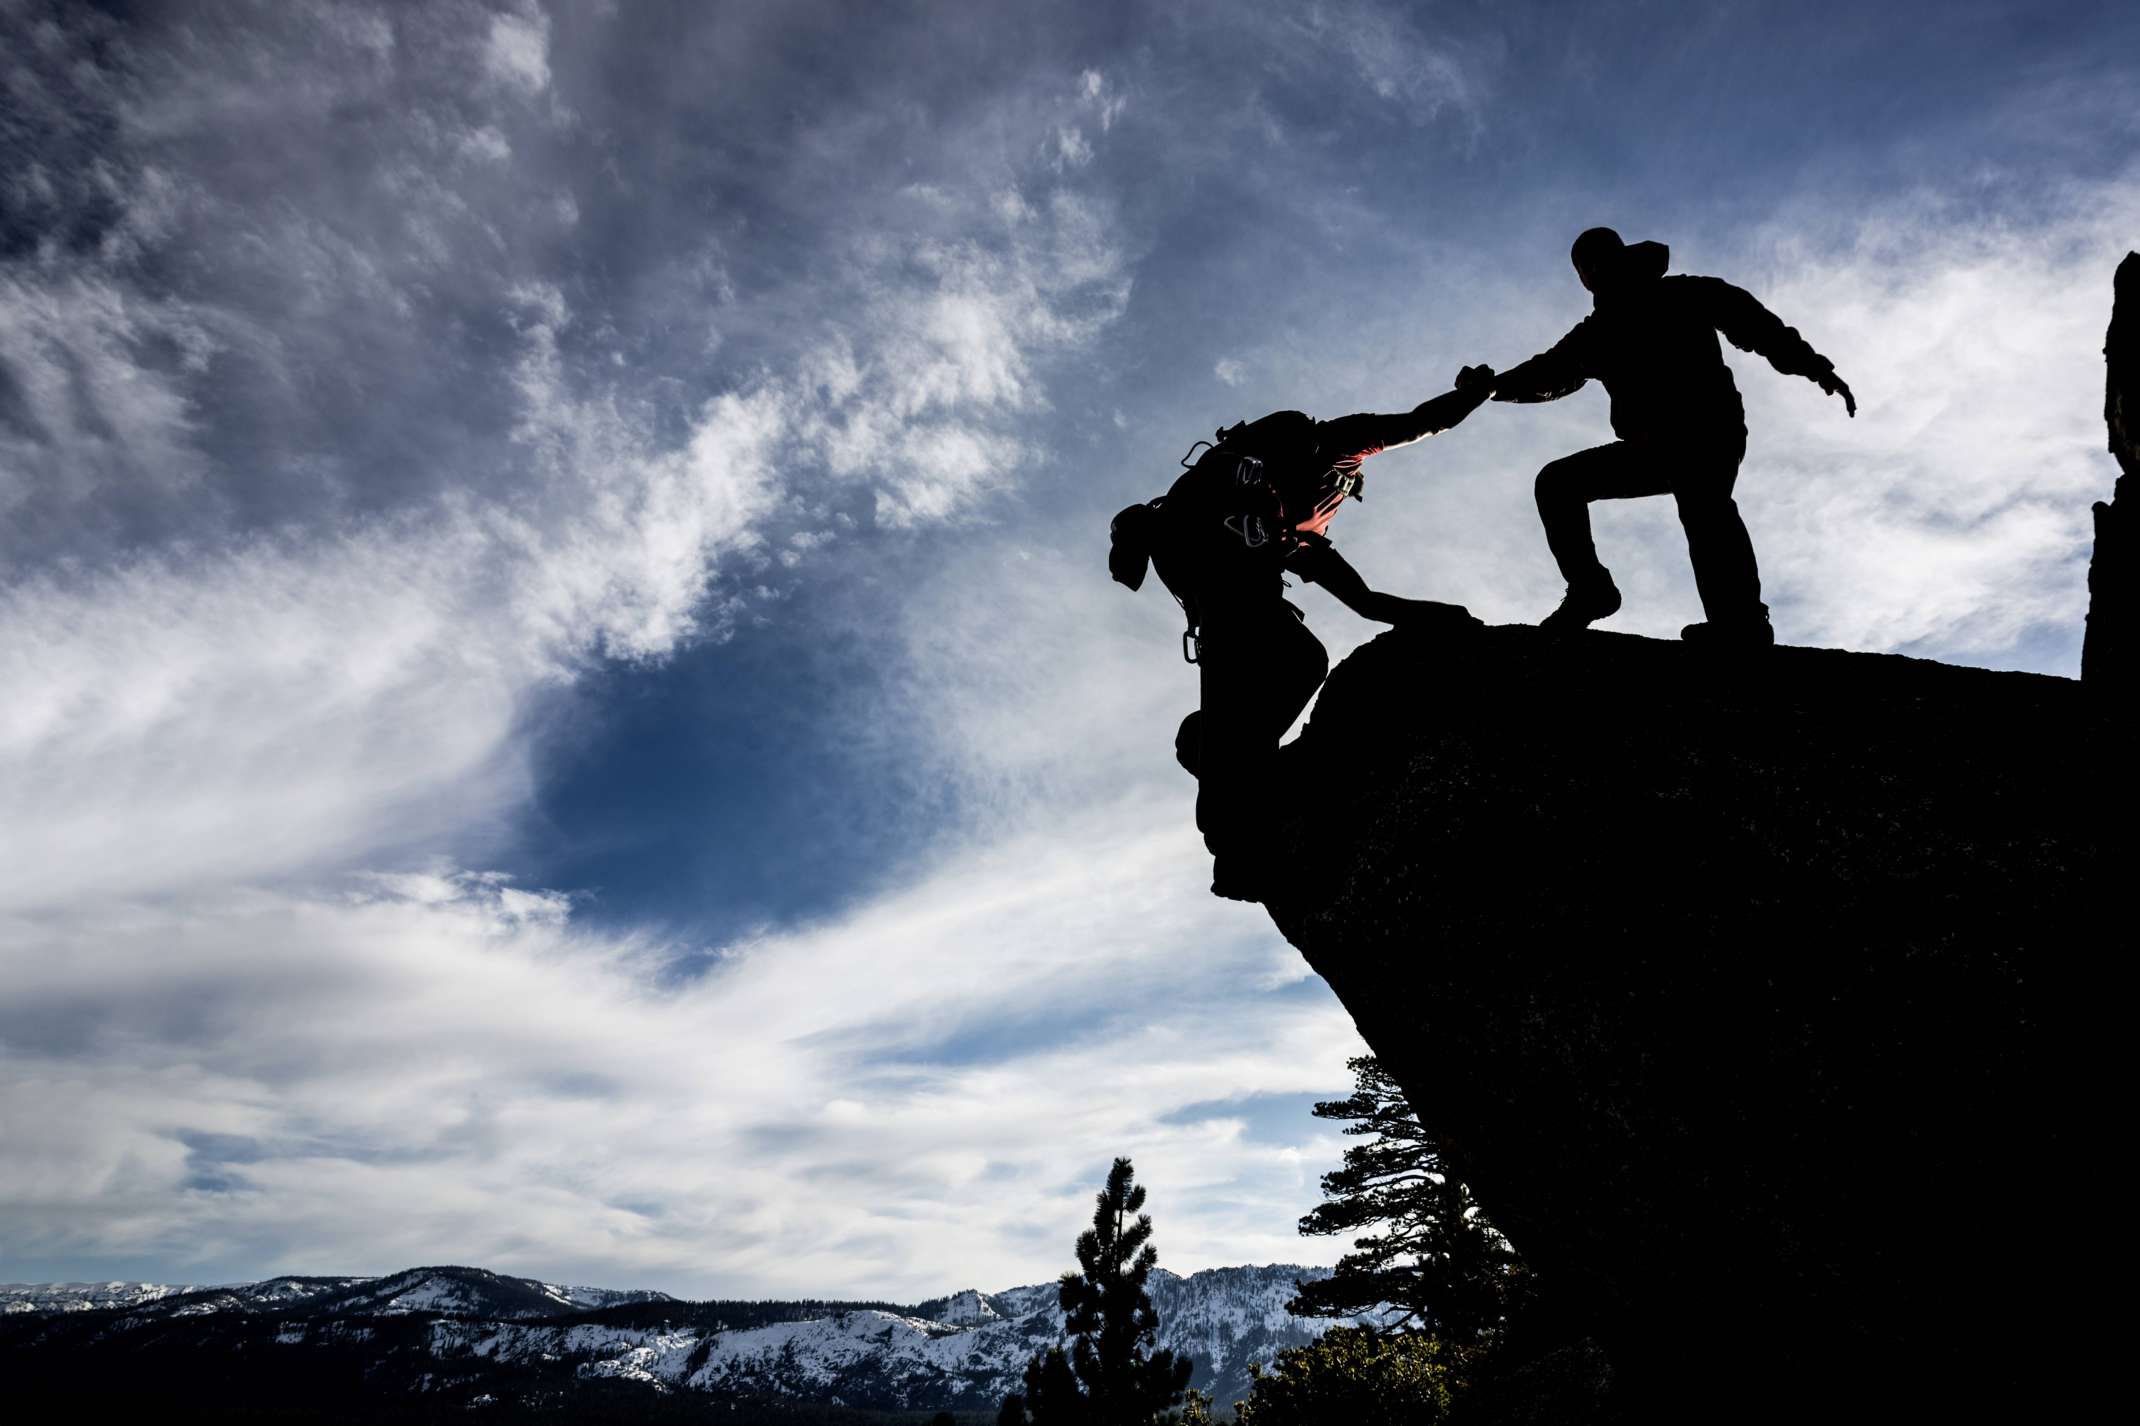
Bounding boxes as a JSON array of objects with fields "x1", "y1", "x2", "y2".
[{"x1": 1263, "y1": 626, "x2": 2115, "y2": 1418}]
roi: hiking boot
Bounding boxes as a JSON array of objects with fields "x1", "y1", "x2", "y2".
[
  {"x1": 1538, "y1": 576, "x2": 1622, "y2": 634},
  {"x1": 1680, "y1": 615, "x2": 1775, "y2": 649}
]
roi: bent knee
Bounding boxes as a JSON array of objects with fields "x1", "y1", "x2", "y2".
[
  {"x1": 1174, "y1": 710, "x2": 1202, "y2": 778},
  {"x1": 1535, "y1": 457, "x2": 1584, "y2": 502}
]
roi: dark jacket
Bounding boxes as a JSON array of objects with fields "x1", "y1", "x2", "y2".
[
  {"x1": 1493, "y1": 243, "x2": 1835, "y2": 444},
  {"x1": 1146, "y1": 388, "x2": 1488, "y2": 618}
]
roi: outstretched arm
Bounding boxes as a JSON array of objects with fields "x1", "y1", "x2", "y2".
[
  {"x1": 1314, "y1": 366, "x2": 1498, "y2": 463},
  {"x1": 1491, "y1": 323, "x2": 1591, "y2": 404},
  {"x1": 1289, "y1": 537, "x2": 1481, "y2": 629},
  {"x1": 1698, "y1": 276, "x2": 1856, "y2": 416}
]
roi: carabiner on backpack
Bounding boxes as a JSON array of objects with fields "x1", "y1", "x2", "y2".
[{"x1": 1182, "y1": 626, "x2": 1201, "y2": 665}]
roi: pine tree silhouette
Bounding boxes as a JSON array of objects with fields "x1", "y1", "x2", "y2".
[
  {"x1": 1006, "y1": 1157, "x2": 1195, "y2": 1425},
  {"x1": 1288, "y1": 1057, "x2": 1523, "y2": 1343}
]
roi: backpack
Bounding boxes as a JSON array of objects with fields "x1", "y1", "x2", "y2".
[{"x1": 1109, "y1": 413, "x2": 1329, "y2": 660}]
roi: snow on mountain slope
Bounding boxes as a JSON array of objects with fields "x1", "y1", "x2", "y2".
[
  {"x1": 544, "y1": 1281, "x2": 670, "y2": 1311},
  {"x1": 289, "y1": 1268, "x2": 667, "y2": 1322},
  {"x1": 920, "y1": 1288, "x2": 1001, "y2": 1325},
  {"x1": 985, "y1": 1280, "x2": 1064, "y2": 1324},
  {"x1": 418, "y1": 1264, "x2": 1336, "y2": 1408},
  {"x1": 162, "y1": 1277, "x2": 378, "y2": 1317},
  {"x1": 3, "y1": 1268, "x2": 669, "y2": 1324},
  {"x1": 1149, "y1": 1266, "x2": 1330, "y2": 1395},
  {"x1": 688, "y1": 1309, "x2": 1026, "y2": 1400},
  {"x1": 3, "y1": 1262, "x2": 1338, "y2": 1411},
  {"x1": 0, "y1": 1282, "x2": 199, "y2": 1315},
  {"x1": 0, "y1": 1276, "x2": 384, "y2": 1316}
]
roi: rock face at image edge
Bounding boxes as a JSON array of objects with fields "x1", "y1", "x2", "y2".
[{"x1": 1262, "y1": 623, "x2": 2114, "y2": 1419}]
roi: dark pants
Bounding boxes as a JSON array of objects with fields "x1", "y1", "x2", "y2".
[
  {"x1": 1176, "y1": 601, "x2": 1328, "y2": 857},
  {"x1": 1535, "y1": 433, "x2": 1764, "y2": 622}
]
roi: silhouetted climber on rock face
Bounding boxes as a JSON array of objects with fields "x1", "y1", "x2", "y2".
[
  {"x1": 1491, "y1": 227, "x2": 1856, "y2": 646},
  {"x1": 1110, "y1": 369, "x2": 1494, "y2": 900}
]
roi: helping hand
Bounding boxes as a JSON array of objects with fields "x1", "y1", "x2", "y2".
[
  {"x1": 1454, "y1": 363, "x2": 1496, "y2": 394},
  {"x1": 1819, "y1": 370, "x2": 1856, "y2": 418},
  {"x1": 1392, "y1": 599, "x2": 1485, "y2": 633}
]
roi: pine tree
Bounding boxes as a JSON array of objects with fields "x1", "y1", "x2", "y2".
[
  {"x1": 1004, "y1": 1157, "x2": 1195, "y2": 1425},
  {"x1": 1288, "y1": 1056, "x2": 1524, "y2": 1343}
]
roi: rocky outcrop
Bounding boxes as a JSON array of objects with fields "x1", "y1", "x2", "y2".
[
  {"x1": 2084, "y1": 251, "x2": 2138, "y2": 697},
  {"x1": 1263, "y1": 626, "x2": 2113, "y2": 1421}
]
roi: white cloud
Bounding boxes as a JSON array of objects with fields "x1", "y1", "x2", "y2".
[
  {"x1": 0, "y1": 522, "x2": 527, "y2": 913},
  {"x1": 807, "y1": 197, "x2": 1130, "y2": 524},
  {"x1": 1055, "y1": 125, "x2": 1093, "y2": 169},
  {"x1": 485, "y1": 9, "x2": 552, "y2": 95},
  {"x1": 0, "y1": 284, "x2": 809, "y2": 917},
  {"x1": 0, "y1": 8, "x2": 1271, "y2": 1297},
  {"x1": 0, "y1": 5, "x2": 1137, "y2": 917},
  {"x1": 0, "y1": 812, "x2": 1354, "y2": 1298},
  {"x1": 880, "y1": 423, "x2": 1010, "y2": 526},
  {"x1": 1724, "y1": 188, "x2": 2138, "y2": 654},
  {"x1": 458, "y1": 125, "x2": 513, "y2": 164},
  {"x1": 0, "y1": 270, "x2": 210, "y2": 520},
  {"x1": 1280, "y1": 0, "x2": 1494, "y2": 126},
  {"x1": 1214, "y1": 357, "x2": 1247, "y2": 386},
  {"x1": 1080, "y1": 69, "x2": 1127, "y2": 132},
  {"x1": 496, "y1": 292, "x2": 791, "y2": 662}
]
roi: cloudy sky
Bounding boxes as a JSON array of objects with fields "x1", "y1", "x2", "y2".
[{"x1": 2, "y1": 0, "x2": 2134, "y2": 1300}]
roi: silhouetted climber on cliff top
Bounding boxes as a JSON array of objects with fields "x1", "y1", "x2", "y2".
[
  {"x1": 1490, "y1": 227, "x2": 1856, "y2": 647},
  {"x1": 1109, "y1": 370, "x2": 1493, "y2": 900}
]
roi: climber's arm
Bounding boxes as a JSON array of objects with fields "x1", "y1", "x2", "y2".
[
  {"x1": 1314, "y1": 366, "x2": 1498, "y2": 464},
  {"x1": 1491, "y1": 323, "x2": 1592, "y2": 405},
  {"x1": 1289, "y1": 537, "x2": 1481, "y2": 629},
  {"x1": 1699, "y1": 276, "x2": 1856, "y2": 416}
]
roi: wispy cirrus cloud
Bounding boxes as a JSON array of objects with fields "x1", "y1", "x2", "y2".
[
  {"x1": 1280, "y1": 0, "x2": 1500, "y2": 126},
  {"x1": 0, "y1": 811, "x2": 1347, "y2": 1298},
  {"x1": 1730, "y1": 184, "x2": 2139, "y2": 657},
  {"x1": 0, "y1": 0, "x2": 1332, "y2": 1297},
  {"x1": 0, "y1": 2, "x2": 1133, "y2": 915}
]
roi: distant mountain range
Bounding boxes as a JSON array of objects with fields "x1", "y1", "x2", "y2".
[
  {"x1": 1, "y1": 1262, "x2": 1338, "y2": 1416},
  {"x1": 1, "y1": 1269, "x2": 667, "y2": 1318}
]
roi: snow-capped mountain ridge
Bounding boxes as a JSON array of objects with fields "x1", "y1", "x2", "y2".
[
  {"x1": 2, "y1": 1267, "x2": 667, "y2": 1322},
  {"x1": 2, "y1": 1262, "x2": 1339, "y2": 1410},
  {"x1": 938, "y1": 1289, "x2": 999, "y2": 1325},
  {"x1": 1, "y1": 1281, "x2": 200, "y2": 1315}
]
